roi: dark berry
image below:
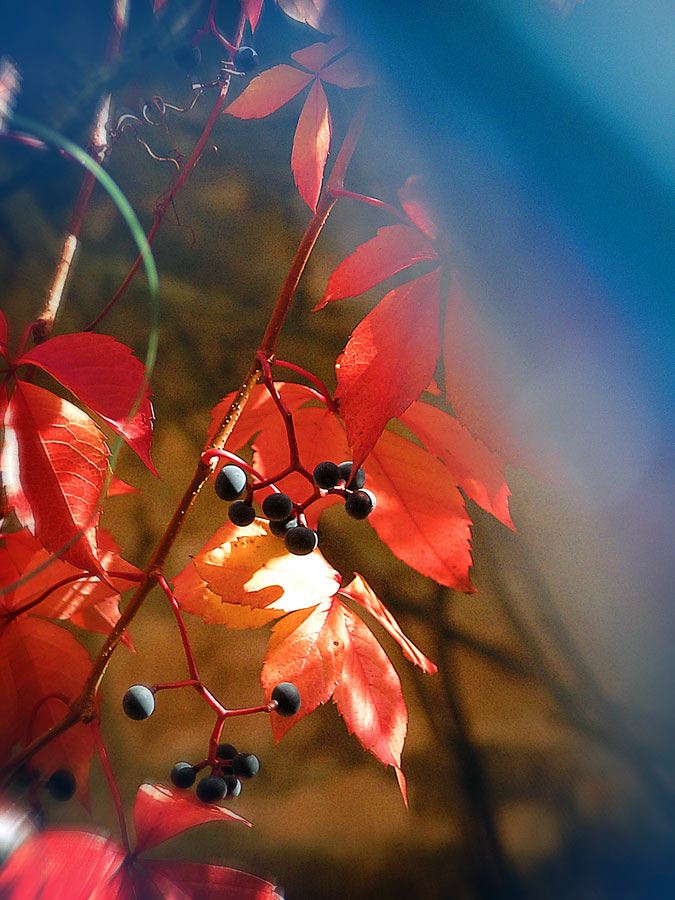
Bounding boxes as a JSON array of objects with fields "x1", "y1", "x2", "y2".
[
  {"x1": 216, "y1": 742, "x2": 238, "y2": 761},
  {"x1": 338, "y1": 461, "x2": 366, "y2": 490},
  {"x1": 122, "y1": 684, "x2": 155, "y2": 720},
  {"x1": 313, "y1": 461, "x2": 340, "y2": 490},
  {"x1": 171, "y1": 762, "x2": 196, "y2": 789},
  {"x1": 174, "y1": 41, "x2": 202, "y2": 70},
  {"x1": 46, "y1": 770, "x2": 76, "y2": 802},
  {"x1": 228, "y1": 500, "x2": 256, "y2": 527},
  {"x1": 284, "y1": 525, "x2": 318, "y2": 556},
  {"x1": 215, "y1": 465, "x2": 247, "y2": 501},
  {"x1": 196, "y1": 775, "x2": 227, "y2": 804},
  {"x1": 269, "y1": 516, "x2": 297, "y2": 538},
  {"x1": 262, "y1": 492, "x2": 294, "y2": 521},
  {"x1": 233, "y1": 753, "x2": 260, "y2": 779},
  {"x1": 345, "y1": 489, "x2": 375, "y2": 520},
  {"x1": 233, "y1": 46, "x2": 258, "y2": 73},
  {"x1": 224, "y1": 775, "x2": 242, "y2": 798},
  {"x1": 272, "y1": 682, "x2": 301, "y2": 717}
]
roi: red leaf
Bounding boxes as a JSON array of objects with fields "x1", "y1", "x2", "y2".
[
  {"x1": 0, "y1": 831, "x2": 129, "y2": 899},
  {"x1": 1, "y1": 381, "x2": 109, "y2": 575},
  {"x1": 242, "y1": 0, "x2": 264, "y2": 31},
  {"x1": 333, "y1": 605, "x2": 407, "y2": 767},
  {"x1": 400, "y1": 400, "x2": 514, "y2": 529},
  {"x1": 292, "y1": 78, "x2": 331, "y2": 211},
  {"x1": 0, "y1": 617, "x2": 94, "y2": 798},
  {"x1": 398, "y1": 174, "x2": 440, "y2": 241},
  {"x1": 261, "y1": 600, "x2": 347, "y2": 741},
  {"x1": 316, "y1": 224, "x2": 436, "y2": 308},
  {"x1": 0, "y1": 528, "x2": 41, "y2": 615},
  {"x1": 291, "y1": 37, "x2": 346, "y2": 73},
  {"x1": 395, "y1": 766, "x2": 408, "y2": 807},
  {"x1": 365, "y1": 429, "x2": 475, "y2": 591},
  {"x1": 336, "y1": 268, "x2": 442, "y2": 469},
  {"x1": 153, "y1": 0, "x2": 168, "y2": 12},
  {"x1": 19, "y1": 332, "x2": 156, "y2": 474},
  {"x1": 133, "y1": 783, "x2": 251, "y2": 854},
  {"x1": 226, "y1": 65, "x2": 313, "y2": 119},
  {"x1": 206, "y1": 382, "x2": 314, "y2": 449},
  {"x1": 145, "y1": 860, "x2": 283, "y2": 899},
  {"x1": 339, "y1": 573, "x2": 437, "y2": 674}
]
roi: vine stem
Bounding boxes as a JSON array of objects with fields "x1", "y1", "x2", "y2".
[
  {"x1": 34, "y1": 0, "x2": 129, "y2": 343},
  {"x1": 0, "y1": 93, "x2": 370, "y2": 781},
  {"x1": 93, "y1": 718, "x2": 130, "y2": 853}
]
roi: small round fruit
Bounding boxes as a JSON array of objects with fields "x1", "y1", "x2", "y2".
[
  {"x1": 174, "y1": 41, "x2": 202, "y2": 70},
  {"x1": 233, "y1": 46, "x2": 258, "y2": 73},
  {"x1": 196, "y1": 775, "x2": 227, "y2": 804},
  {"x1": 171, "y1": 762, "x2": 197, "y2": 790},
  {"x1": 338, "y1": 461, "x2": 366, "y2": 490},
  {"x1": 262, "y1": 492, "x2": 294, "y2": 522},
  {"x1": 46, "y1": 770, "x2": 76, "y2": 802},
  {"x1": 215, "y1": 465, "x2": 247, "y2": 501},
  {"x1": 228, "y1": 500, "x2": 256, "y2": 527},
  {"x1": 123, "y1": 684, "x2": 155, "y2": 720},
  {"x1": 224, "y1": 775, "x2": 242, "y2": 799},
  {"x1": 216, "y1": 742, "x2": 238, "y2": 761},
  {"x1": 233, "y1": 753, "x2": 260, "y2": 779},
  {"x1": 284, "y1": 525, "x2": 318, "y2": 556},
  {"x1": 269, "y1": 516, "x2": 297, "y2": 538},
  {"x1": 313, "y1": 461, "x2": 340, "y2": 490},
  {"x1": 345, "y1": 489, "x2": 376, "y2": 520},
  {"x1": 272, "y1": 682, "x2": 301, "y2": 717}
]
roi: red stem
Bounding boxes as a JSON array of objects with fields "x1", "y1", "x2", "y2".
[
  {"x1": 93, "y1": 718, "x2": 130, "y2": 853},
  {"x1": 156, "y1": 574, "x2": 200, "y2": 681},
  {"x1": 272, "y1": 359, "x2": 336, "y2": 410},
  {"x1": 328, "y1": 187, "x2": 409, "y2": 225}
]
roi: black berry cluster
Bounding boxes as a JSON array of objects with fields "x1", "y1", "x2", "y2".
[
  {"x1": 213, "y1": 459, "x2": 375, "y2": 557},
  {"x1": 171, "y1": 743, "x2": 259, "y2": 805}
]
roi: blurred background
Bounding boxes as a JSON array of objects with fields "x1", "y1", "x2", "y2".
[{"x1": 1, "y1": 0, "x2": 674, "y2": 897}]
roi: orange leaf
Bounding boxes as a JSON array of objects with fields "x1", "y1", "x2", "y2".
[
  {"x1": 225, "y1": 65, "x2": 313, "y2": 119},
  {"x1": 339, "y1": 573, "x2": 437, "y2": 674},
  {"x1": 292, "y1": 78, "x2": 331, "y2": 211},
  {"x1": 333, "y1": 605, "x2": 407, "y2": 767},
  {"x1": 176, "y1": 521, "x2": 340, "y2": 624}
]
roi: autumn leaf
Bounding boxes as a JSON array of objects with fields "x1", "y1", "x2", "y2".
[
  {"x1": 400, "y1": 399, "x2": 514, "y2": 529},
  {"x1": 365, "y1": 428, "x2": 475, "y2": 591},
  {"x1": 336, "y1": 268, "x2": 442, "y2": 469},
  {"x1": 144, "y1": 860, "x2": 283, "y2": 899},
  {"x1": 133, "y1": 783, "x2": 250, "y2": 854},
  {"x1": 18, "y1": 332, "x2": 156, "y2": 474},
  {"x1": 260, "y1": 597, "x2": 408, "y2": 768},
  {"x1": 0, "y1": 832, "x2": 130, "y2": 899},
  {"x1": 1, "y1": 381, "x2": 109, "y2": 576},
  {"x1": 227, "y1": 39, "x2": 368, "y2": 210},
  {"x1": 291, "y1": 78, "x2": 331, "y2": 210},
  {"x1": 174, "y1": 520, "x2": 341, "y2": 625},
  {"x1": 339, "y1": 573, "x2": 437, "y2": 674},
  {"x1": 316, "y1": 223, "x2": 437, "y2": 308},
  {"x1": 276, "y1": 0, "x2": 343, "y2": 35},
  {"x1": 242, "y1": 0, "x2": 264, "y2": 31}
]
